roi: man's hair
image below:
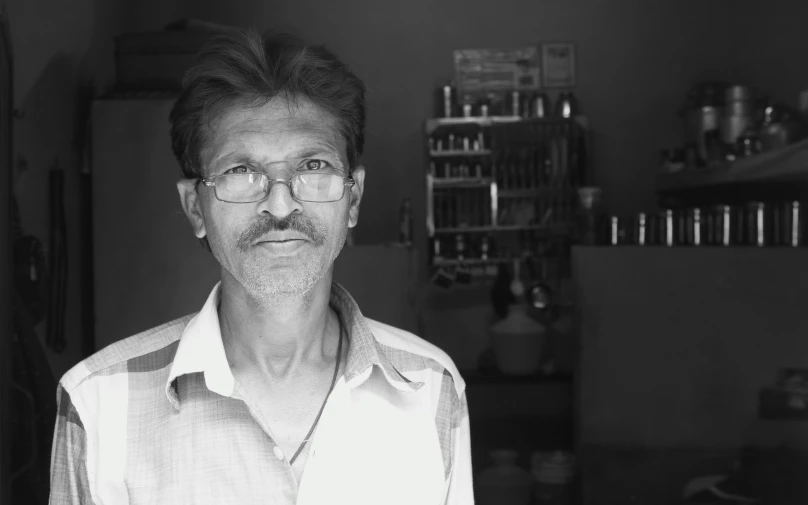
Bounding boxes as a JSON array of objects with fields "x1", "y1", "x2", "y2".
[{"x1": 169, "y1": 29, "x2": 367, "y2": 179}]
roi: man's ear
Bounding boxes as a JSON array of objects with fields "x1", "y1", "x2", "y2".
[
  {"x1": 177, "y1": 179, "x2": 207, "y2": 239},
  {"x1": 347, "y1": 166, "x2": 365, "y2": 228}
]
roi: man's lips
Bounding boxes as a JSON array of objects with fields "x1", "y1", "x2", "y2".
[{"x1": 256, "y1": 235, "x2": 308, "y2": 244}]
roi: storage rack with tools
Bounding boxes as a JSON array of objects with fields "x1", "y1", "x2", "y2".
[{"x1": 425, "y1": 115, "x2": 589, "y2": 283}]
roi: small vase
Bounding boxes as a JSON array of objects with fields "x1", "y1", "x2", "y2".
[{"x1": 476, "y1": 449, "x2": 534, "y2": 505}]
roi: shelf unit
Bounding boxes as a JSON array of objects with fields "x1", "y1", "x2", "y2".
[
  {"x1": 424, "y1": 115, "x2": 589, "y2": 278},
  {"x1": 656, "y1": 137, "x2": 808, "y2": 193}
]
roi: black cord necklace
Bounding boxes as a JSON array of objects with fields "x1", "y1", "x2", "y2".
[{"x1": 288, "y1": 312, "x2": 344, "y2": 465}]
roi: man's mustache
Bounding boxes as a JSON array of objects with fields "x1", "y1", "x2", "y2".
[{"x1": 237, "y1": 214, "x2": 326, "y2": 251}]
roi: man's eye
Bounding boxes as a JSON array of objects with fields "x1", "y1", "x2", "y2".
[
  {"x1": 304, "y1": 159, "x2": 331, "y2": 171},
  {"x1": 227, "y1": 166, "x2": 251, "y2": 174}
]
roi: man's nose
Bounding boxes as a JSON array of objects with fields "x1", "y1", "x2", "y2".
[{"x1": 257, "y1": 179, "x2": 303, "y2": 218}]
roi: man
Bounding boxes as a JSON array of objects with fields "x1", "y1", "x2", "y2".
[{"x1": 49, "y1": 29, "x2": 473, "y2": 504}]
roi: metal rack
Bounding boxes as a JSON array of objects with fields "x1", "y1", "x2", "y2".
[{"x1": 425, "y1": 116, "x2": 589, "y2": 279}]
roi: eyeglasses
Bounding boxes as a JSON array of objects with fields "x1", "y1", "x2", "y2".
[{"x1": 198, "y1": 172, "x2": 355, "y2": 203}]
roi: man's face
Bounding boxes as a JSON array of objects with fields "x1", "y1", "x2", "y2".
[{"x1": 178, "y1": 96, "x2": 364, "y2": 303}]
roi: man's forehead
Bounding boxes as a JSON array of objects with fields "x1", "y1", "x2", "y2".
[{"x1": 205, "y1": 97, "x2": 344, "y2": 156}]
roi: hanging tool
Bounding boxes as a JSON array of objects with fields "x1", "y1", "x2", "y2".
[{"x1": 47, "y1": 161, "x2": 68, "y2": 353}]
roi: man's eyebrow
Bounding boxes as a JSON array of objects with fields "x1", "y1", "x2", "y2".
[
  {"x1": 210, "y1": 153, "x2": 254, "y2": 168},
  {"x1": 291, "y1": 146, "x2": 343, "y2": 159}
]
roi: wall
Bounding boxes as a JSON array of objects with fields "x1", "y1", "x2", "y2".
[
  {"x1": 5, "y1": 0, "x2": 126, "y2": 379},
  {"x1": 575, "y1": 247, "x2": 808, "y2": 449},
  {"x1": 733, "y1": 2, "x2": 808, "y2": 106}
]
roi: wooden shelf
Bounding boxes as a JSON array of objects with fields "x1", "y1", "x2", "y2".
[
  {"x1": 656, "y1": 138, "x2": 808, "y2": 192},
  {"x1": 433, "y1": 224, "x2": 572, "y2": 235},
  {"x1": 498, "y1": 187, "x2": 576, "y2": 198},
  {"x1": 429, "y1": 149, "x2": 491, "y2": 158},
  {"x1": 426, "y1": 115, "x2": 522, "y2": 134},
  {"x1": 425, "y1": 115, "x2": 589, "y2": 135},
  {"x1": 432, "y1": 257, "x2": 510, "y2": 267},
  {"x1": 432, "y1": 177, "x2": 493, "y2": 188}
]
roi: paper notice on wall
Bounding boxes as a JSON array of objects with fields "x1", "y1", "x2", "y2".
[
  {"x1": 453, "y1": 47, "x2": 540, "y2": 99},
  {"x1": 541, "y1": 43, "x2": 576, "y2": 88}
]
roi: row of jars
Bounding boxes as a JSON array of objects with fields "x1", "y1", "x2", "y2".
[
  {"x1": 437, "y1": 83, "x2": 580, "y2": 119},
  {"x1": 606, "y1": 201, "x2": 804, "y2": 247}
]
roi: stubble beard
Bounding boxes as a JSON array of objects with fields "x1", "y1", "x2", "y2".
[
  {"x1": 209, "y1": 211, "x2": 350, "y2": 305},
  {"x1": 240, "y1": 254, "x2": 323, "y2": 303},
  {"x1": 233, "y1": 228, "x2": 349, "y2": 306}
]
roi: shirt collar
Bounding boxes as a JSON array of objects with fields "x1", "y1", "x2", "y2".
[
  {"x1": 165, "y1": 281, "x2": 422, "y2": 410},
  {"x1": 330, "y1": 282, "x2": 423, "y2": 393}
]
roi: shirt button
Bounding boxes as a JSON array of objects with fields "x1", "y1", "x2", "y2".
[{"x1": 273, "y1": 446, "x2": 285, "y2": 460}]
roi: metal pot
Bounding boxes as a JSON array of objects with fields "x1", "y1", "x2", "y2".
[
  {"x1": 721, "y1": 115, "x2": 752, "y2": 144},
  {"x1": 725, "y1": 99, "x2": 754, "y2": 117},
  {"x1": 725, "y1": 85, "x2": 753, "y2": 102},
  {"x1": 685, "y1": 106, "x2": 722, "y2": 160}
]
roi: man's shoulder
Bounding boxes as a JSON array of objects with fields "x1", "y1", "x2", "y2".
[
  {"x1": 59, "y1": 314, "x2": 196, "y2": 393},
  {"x1": 364, "y1": 318, "x2": 466, "y2": 394}
]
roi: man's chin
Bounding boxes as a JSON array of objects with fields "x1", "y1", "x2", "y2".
[{"x1": 242, "y1": 273, "x2": 320, "y2": 301}]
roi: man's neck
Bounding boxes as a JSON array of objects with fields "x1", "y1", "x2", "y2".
[{"x1": 217, "y1": 274, "x2": 339, "y2": 383}]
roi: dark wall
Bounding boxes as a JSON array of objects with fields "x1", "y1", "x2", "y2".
[{"x1": 734, "y1": 2, "x2": 808, "y2": 106}]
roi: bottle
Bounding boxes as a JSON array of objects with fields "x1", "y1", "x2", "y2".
[
  {"x1": 576, "y1": 187, "x2": 602, "y2": 245},
  {"x1": 488, "y1": 259, "x2": 546, "y2": 376},
  {"x1": 399, "y1": 198, "x2": 413, "y2": 245}
]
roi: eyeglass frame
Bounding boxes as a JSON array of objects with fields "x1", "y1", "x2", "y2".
[{"x1": 196, "y1": 171, "x2": 356, "y2": 204}]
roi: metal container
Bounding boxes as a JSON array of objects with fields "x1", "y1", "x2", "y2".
[
  {"x1": 725, "y1": 99, "x2": 754, "y2": 117},
  {"x1": 720, "y1": 115, "x2": 752, "y2": 144},
  {"x1": 660, "y1": 209, "x2": 674, "y2": 247},
  {"x1": 790, "y1": 201, "x2": 802, "y2": 247},
  {"x1": 712, "y1": 204, "x2": 733, "y2": 246},
  {"x1": 510, "y1": 91, "x2": 521, "y2": 117},
  {"x1": 746, "y1": 202, "x2": 767, "y2": 247},
  {"x1": 687, "y1": 208, "x2": 703, "y2": 246},
  {"x1": 609, "y1": 216, "x2": 619, "y2": 245},
  {"x1": 609, "y1": 216, "x2": 628, "y2": 246},
  {"x1": 634, "y1": 212, "x2": 647, "y2": 246},
  {"x1": 725, "y1": 85, "x2": 753, "y2": 102},
  {"x1": 771, "y1": 201, "x2": 803, "y2": 247},
  {"x1": 531, "y1": 92, "x2": 550, "y2": 118},
  {"x1": 438, "y1": 84, "x2": 456, "y2": 118},
  {"x1": 555, "y1": 92, "x2": 579, "y2": 118},
  {"x1": 685, "y1": 106, "x2": 722, "y2": 160}
]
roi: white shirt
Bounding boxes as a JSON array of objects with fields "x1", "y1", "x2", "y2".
[{"x1": 49, "y1": 282, "x2": 474, "y2": 505}]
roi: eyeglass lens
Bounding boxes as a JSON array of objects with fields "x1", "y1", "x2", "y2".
[{"x1": 215, "y1": 173, "x2": 346, "y2": 203}]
